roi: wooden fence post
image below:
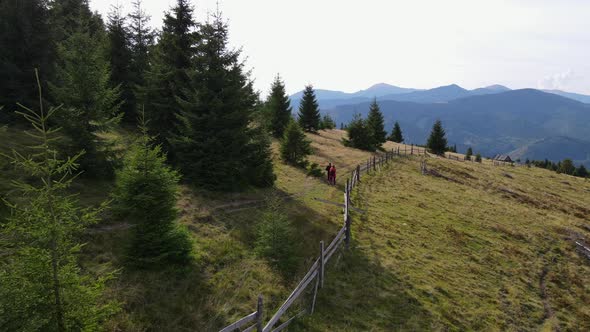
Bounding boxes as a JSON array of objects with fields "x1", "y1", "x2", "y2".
[
  {"x1": 373, "y1": 156, "x2": 376, "y2": 171},
  {"x1": 319, "y1": 241, "x2": 325, "y2": 288},
  {"x1": 397, "y1": 147, "x2": 400, "y2": 155},
  {"x1": 344, "y1": 183, "x2": 351, "y2": 249},
  {"x1": 411, "y1": 144, "x2": 414, "y2": 155},
  {"x1": 366, "y1": 159, "x2": 370, "y2": 173},
  {"x1": 356, "y1": 165, "x2": 360, "y2": 183},
  {"x1": 256, "y1": 295, "x2": 263, "y2": 332}
]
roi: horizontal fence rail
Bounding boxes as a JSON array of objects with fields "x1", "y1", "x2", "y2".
[{"x1": 220, "y1": 147, "x2": 417, "y2": 332}]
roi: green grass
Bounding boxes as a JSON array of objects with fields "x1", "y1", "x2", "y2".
[
  {"x1": 4, "y1": 126, "x2": 590, "y2": 331},
  {"x1": 300, "y1": 156, "x2": 590, "y2": 331}
]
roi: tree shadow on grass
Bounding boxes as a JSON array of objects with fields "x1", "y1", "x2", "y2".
[
  {"x1": 293, "y1": 243, "x2": 436, "y2": 331},
  {"x1": 82, "y1": 224, "x2": 218, "y2": 331}
]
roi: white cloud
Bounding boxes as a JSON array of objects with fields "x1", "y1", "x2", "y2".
[{"x1": 537, "y1": 70, "x2": 582, "y2": 90}]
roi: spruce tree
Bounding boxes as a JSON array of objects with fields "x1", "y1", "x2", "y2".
[
  {"x1": 266, "y1": 74, "x2": 292, "y2": 138},
  {"x1": 298, "y1": 85, "x2": 321, "y2": 132},
  {"x1": 50, "y1": 28, "x2": 121, "y2": 177},
  {"x1": 0, "y1": 72, "x2": 117, "y2": 330},
  {"x1": 280, "y1": 120, "x2": 312, "y2": 166},
  {"x1": 575, "y1": 164, "x2": 588, "y2": 178},
  {"x1": 112, "y1": 113, "x2": 192, "y2": 266},
  {"x1": 389, "y1": 121, "x2": 404, "y2": 143},
  {"x1": 559, "y1": 159, "x2": 576, "y2": 175},
  {"x1": 0, "y1": 0, "x2": 54, "y2": 123},
  {"x1": 366, "y1": 98, "x2": 387, "y2": 148},
  {"x1": 49, "y1": 0, "x2": 103, "y2": 43},
  {"x1": 345, "y1": 113, "x2": 374, "y2": 151},
  {"x1": 426, "y1": 119, "x2": 448, "y2": 155},
  {"x1": 139, "y1": 0, "x2": 198, "y2": 150},
  {"x1": 255, "y1": 199, "x2": 297, "y2": 275},
  {"x1": 475, "y1": 153, "x2": 482, "y2": 163},
  {"x1": 320, "y1": 113, "x2": 336, "y2": 130},
  {"x1": 107, "y1": 5, "x2": 135, "y2": 123},
  {"x1": 128, "y1": 0, "x2": 155, "y2": 105},
  {"x1": 171, "y1": 12, "x2": 274, "y2": 191},
  {"x1": 465, "y1": 147, "x2": 473, "y2": 160}
]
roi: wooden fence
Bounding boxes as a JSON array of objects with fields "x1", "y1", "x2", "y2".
[{"x1": 219, "y1": 148, "x2": 411, "y2": 332}]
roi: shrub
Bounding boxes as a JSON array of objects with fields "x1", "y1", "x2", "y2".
[
  {"x1": 255, "y1": 200, "x2": 298, "y2": 275},
  {"x1": 307, "y1": 162, "x2": 324, "y2": 178}
]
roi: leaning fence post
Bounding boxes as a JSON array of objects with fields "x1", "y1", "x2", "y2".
[
  {"x1": 256, "y1": 295, "x2": 263, "y2": 332},
  {"x1": 344, "y1": 182, "x2": 351, "y2": 249},
  {"x1": 319, "y1": 241, "x2": 325, "y2": 288}
]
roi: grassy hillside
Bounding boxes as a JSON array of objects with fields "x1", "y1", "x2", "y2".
[
  {"x1": 2, "y1": 127, "x2": 589, "y2": 331},
  {"x1": 300, "y1": 153, "x2": 590, "y2": 331}
]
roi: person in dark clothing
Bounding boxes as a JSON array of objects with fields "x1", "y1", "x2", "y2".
[{"x1": 325, "y1": 162, "x2": 332, "y2": 183}]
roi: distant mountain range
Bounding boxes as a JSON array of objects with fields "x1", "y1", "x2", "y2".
[
  {"x1": 290, "y1": 83, "x2": 590, "y2": 109},
  {"x1": 289, "y1": 85, "x2": 590, "y2": 166}
]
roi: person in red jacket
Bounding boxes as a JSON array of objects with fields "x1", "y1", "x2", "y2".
[
  {"x1": 325, "y1": 162, "x2": 332, "y2": 183},
  {"x1": 329, "y1": 165, "x2": 336, "y2": 185}
]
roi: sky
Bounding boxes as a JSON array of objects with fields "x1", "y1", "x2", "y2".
[{"x1": 89, "y1": 0, "x2": 590, "y2": 96}]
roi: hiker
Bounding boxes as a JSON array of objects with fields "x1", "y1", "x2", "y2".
[
  {"x1": 325, "y1": 162, "x2": 332, "y2": 183},
  {"x1": 329, "y1": 165, "x2": 336, "y2": 185}
]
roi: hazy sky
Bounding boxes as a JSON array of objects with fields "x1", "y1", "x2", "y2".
[{"x1": 89, "y1": 0, "x2": 590, "y2": 96}]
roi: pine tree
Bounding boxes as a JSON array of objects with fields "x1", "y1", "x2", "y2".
[
  {"x1": 465, "y1": 147, "x2": 473, "y2": 160},
  {"x1": 107, "y1": 5, "x2": 135, "y2": 123},
  {"x1": 298, "y1": 85, "x2": 321, "y2": 132},
  {"x1": 475, "y1": 153, "x2": 482, "y2": 163},
  {"x1": 112, "y1": 112, "x2": 192, "y2": 266},
  {"x1": 389, "y1": 121, "x2": 404, "y2": 143},
  {"x1": 171, "y1": 12, "x2": 274, "y2": 191},
  {"x1": 426, "y1": 120, "x2": 448, "y2": 155},
  {"x1": 345, "y1": 113, "x2": 374, "y2": 151},
  {"x1": 575, "y1": 164, "x2": 588, "y2": 178},
  {"x1": 266, "y1": 74, "x2": 292, "y2": 138},
  {"x1": 139, "y1": 0, "x2": 197, "y2": 150},
  {"x1": 50, "y1": 28, "x2": 121, "y2": 177},
  {"x1": 0, "y1": 72, "x2": 117, "y2": 330},
  {"x1": 366, "y1": 98, "x2": 387, "y2": 148},
  {"x1": 280, "y1": 120, "x2": 312, "y2": 166},
  {"x1": 0, "y1": 0, "x2": 54, "y2": 123},
  {"x1": 320, "y1": 113, "x2": 336, "y2": 130}
]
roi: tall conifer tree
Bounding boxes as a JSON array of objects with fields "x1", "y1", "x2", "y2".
[
  {"x1": 107, "y1": 5, "x2": 135, "y2": 122},
  {"x1": 50, "y1": 25, "x2": 121, "y2": 176},
  {"x1": 266, "y1": 74, "x2": 292, "y2": 138},
  {"x1": 389, "y1": 121, "x2": 404, "y2": 143},
  {"x1": 426, "y1": 119, "x2": 448, "y2": 155},
  {"x1": 0, "y1": 0, "x2": 54, "y2": 123},
  {"x1": 366, "y1": 98, "x2": 387, "y2": 148},
  {"x1": 128, "y1": 0, "x2": 154, "y2": 108},
  {"x1": 171, "y1": 11, "x2": 274, "y2": 191},
  {"x1": 298, "y1": 85, "x2": 321, "y2": 132},
  {"x1": 139, "y1": 0, "x2": 198, "y2": 150}
]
